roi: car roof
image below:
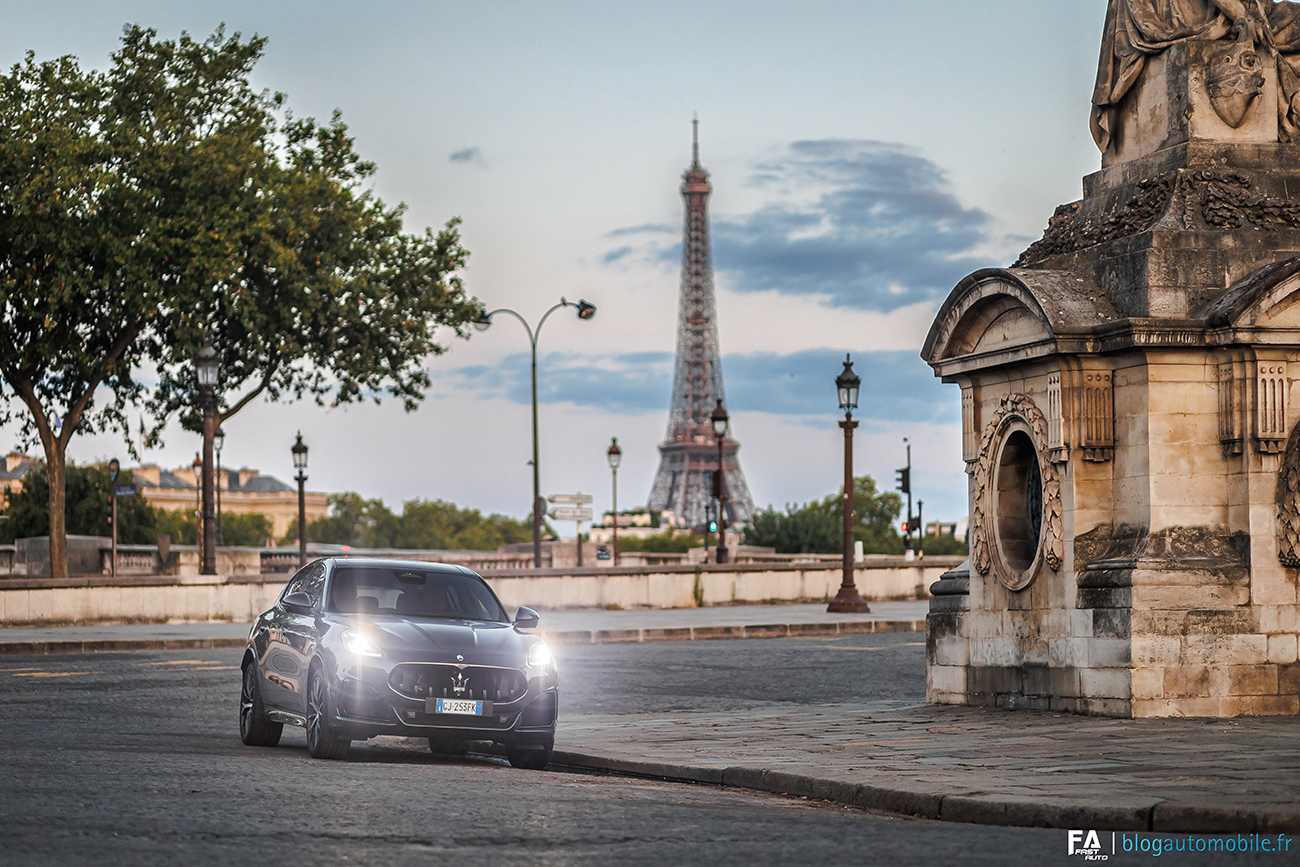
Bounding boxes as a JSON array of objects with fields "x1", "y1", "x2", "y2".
[{"x1": 322, "y1": 557, "x2": 479, "y2": 577}]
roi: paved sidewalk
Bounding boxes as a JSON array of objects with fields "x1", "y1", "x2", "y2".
[
  {"x1": 553, "y1": 701, "x2": 1300, "y2": 834},
  {"x1": 0, "y1": 602, "x2": 927, "y2": 654}
]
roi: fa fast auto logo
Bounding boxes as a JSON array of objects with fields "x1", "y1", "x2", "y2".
[{"x1": 1068, "y1": 830, "x2": 1109, "y2": 860}]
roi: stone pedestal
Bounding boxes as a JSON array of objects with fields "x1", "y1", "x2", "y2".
[{"x1": 923, "y1": 134, "x2": 1300, "y2": 718}]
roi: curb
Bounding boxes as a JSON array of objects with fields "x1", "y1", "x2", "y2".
[
  {"x1": 0, "y1": 637, "x2": 249, "y2": 655},
  {"x1": 541, "y1": 620, "x2": 924, "y2": 645},
  {"x1": 548, "y1": 750, "x2": 1300, "y2": 834},
  {"x1": 0, "y1": 619, "x2": 924, "y2": 656}
]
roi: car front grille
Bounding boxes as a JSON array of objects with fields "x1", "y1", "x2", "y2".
[{"x1": 388, "y1": 663, "x2": 528, "y2": 704}]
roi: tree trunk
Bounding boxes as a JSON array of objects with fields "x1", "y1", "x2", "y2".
[{"x1": 44, "y1": 441, "x2": 68, "y2": 579}]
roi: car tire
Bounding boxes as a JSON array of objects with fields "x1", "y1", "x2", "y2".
[
  {"x1": 240, "y1": 660, "x2": 283, "y2": 747},
  {"x1": 429, "y1": 739, "x2": 470, "y2": 756},
  {"x1": 305, "y1": 670, "x2": 350, "y2": 760},
  {"x1": 506, "y1": 742, "x2": 552, "y2": 770}
]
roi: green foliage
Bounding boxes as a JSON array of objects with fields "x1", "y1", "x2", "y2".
[
  {"x1": 0, "y1": 25, "x2": 477, "y2": 577},
  {"x1": 153, "y1": 507, "x2": 196, "y2": 546},
  {"x1": 281, "y1": 492, "x2": 536, "y2": 551},
  {"x1": 743, "y1": 475, "x2": 907, "y2": 555},
  {"x1": 0, "y1": 463, "x2": 156, "y2": 544},
  {"x1": 615, "y1": 530, "x2": 704, "y2": 554},
  {"x1": 918, "y1": 532, "x2": 969, "y2": 557},
  {"x1": 220, "y1": 512, "x2": 274, "y2": 547}
]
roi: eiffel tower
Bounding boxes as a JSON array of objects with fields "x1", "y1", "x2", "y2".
[{"x1": 646, "y1": 121, "x2": 755, "y2": 530}]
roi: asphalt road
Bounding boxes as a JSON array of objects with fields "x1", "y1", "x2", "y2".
[{"x1": 0, "y1": 636, "x2": 1267, "y2": 865}]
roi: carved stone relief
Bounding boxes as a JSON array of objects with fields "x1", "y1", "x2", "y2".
[
  {"x1": 1219, "y1": 355, "x2": 1288, "y2": 456},
  {"x1": 1256, "y1": 362, "x2": 1288, "y2": 454},
  {"x1": 971, "y1": 393, "x2": 1064, "y2": 591},
  {"x1": 1276, "y1": 421, "x2": 1300, "y2": 567},
  {"x1": 961, "y1": 385, "x2": 977, "y2": 465},
  {"x1": 1206, "y1": 37, "x2": 1265, "y2": 129}
]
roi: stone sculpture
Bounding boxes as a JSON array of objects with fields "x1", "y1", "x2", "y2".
[{"x1": 1092, "y1": 0, "x2": 1300, "y2": 150}]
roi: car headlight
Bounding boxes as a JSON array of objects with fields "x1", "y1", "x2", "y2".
[
  {"x1": 342, "y1": 629, "x2": 383, "y2": 658},
  {"x1": 527, "y1": 640, "x2": 554, "y2": 668}
]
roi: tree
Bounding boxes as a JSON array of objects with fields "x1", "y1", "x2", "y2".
[
  {"x1": 616, "y1": 529, "x2": 704, "y2": 554},
  {"x1": 743, "y1": 475, "x2": 906, "y2": 555},
  {"x1": 282, "y1": 493, "x2": 537, "y2": 551},
  {"x1": 0, "y1": 463, "x2": 155, "y2": 545},
  {"x1": 0, "y1": 27, "x2": 477, "y2": 577}
]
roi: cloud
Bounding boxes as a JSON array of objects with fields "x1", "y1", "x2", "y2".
[
  {"x1": 441, "y1": 347, "x2": 954, "y2": 425},
  {"x1": 449, "y1": 146, "x2": 485, "y2": 165},
  {"x1": 605, "y1": 139, "x2": 997, "y2": 312}
]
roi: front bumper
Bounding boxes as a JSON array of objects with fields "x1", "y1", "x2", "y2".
[{"x1": 330, "y1": 661, "x2": 558, "y2": 745}]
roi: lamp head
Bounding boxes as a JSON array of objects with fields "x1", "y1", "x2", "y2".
[
  {"x1": 214, "y1": 427, "x2": 225, "y2": 452},
  {"x1": 575, "y1": 299, "x2": 597, "y2": 321},
  {"x1": 710, "y1": 399, "x2": 729, "y2": 439},
  {"x1": 606, "y1": 436, "x2": 622, "y2": 469},
  {"x1": 291, "y1": 431, "x2": 308, "y2": 471},
  {"x1": 195, "y1": 343, "x2": 219, "y2": 390},
  {"x1": 108, "y1": 458, "x2": 120, "y2": 481},
  {"x1": 472, "y1": 309, "x2": 493, "y2": 332},
  {"x1": 836, "y1": 353, "x2": 860, "y2": 413}
]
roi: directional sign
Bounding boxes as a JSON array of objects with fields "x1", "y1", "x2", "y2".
[
  {"x1": 549, "y1": 506, "x2": 593, "y2": 522},
  {"x1": 114, "y1": 485, "x2": 138, "y2": 497},
  {"x1": 548, "y1": 493, "x2": 593, "y2": 505}
]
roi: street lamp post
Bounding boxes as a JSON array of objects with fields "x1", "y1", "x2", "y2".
[
  {"x1": 606, "y1": 437, "x2": 621, "y2": 566},
  {"x1": 828, "y1": 354, "x2": 871, "y2": 613},
  {"x1": 108, "y1": 458, "x2": 119, "y2": 578},
  {"x1": 214, "y1": 427, "x2": 225, "y2": 548},
  {"x1": 710, "y1": 400, "x2": 730, "y2": 565},
  {"x1": 474, "y1": 298, "x2": 597, "y2": 568},
  {"x1": 192, "y1": 453, "x2": 203, "y2": 551},
  {"x1": 195, "y1": 343, "x2": 219, "y2": 575},
  {"x1": 292, "y1": 433, "x2": 308, "y2": 568},
  {"x1": 917, "y1": 499, "x2": 925, "y2": 559}
]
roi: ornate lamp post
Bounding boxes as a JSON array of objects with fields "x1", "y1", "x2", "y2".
[
  {"x1": 292, "y1": 432, "x2": 308, "y2": 567},
  {"x1": 192, "y1": 453, "x2": 203, "y2": 550},
  {"x1": 474, "y1": 298, "x2": 597, "y2": 568},
  {"x1": 710, "y1": 399, "x2": 730, "y2": 565},
  {"x1": 606, "y1": 437, "x2": 622, "y2": 566},
  {"x1": 108, "y1": 458, "x2": 120, "y2": 578},
  {"x1": 214, "y1": 427, "x2": 225, "y2": 548},
  {"x1": 195, "y1": 343, "x2": 219, "y2": 575},
  {"x1": 828, "y1": 354, "x2": 871, "y2": 613}
]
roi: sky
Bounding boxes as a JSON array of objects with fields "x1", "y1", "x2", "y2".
[{"x1": 1, "y1": 1, "x2": 1109, "y2": 528}]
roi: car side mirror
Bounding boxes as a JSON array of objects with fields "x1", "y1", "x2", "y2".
[
  {"x1": 514, "y1": 606, "x2": 540, "y2": 630},
  {"x1": 282, "y1": 591, "x2": 314, "y2": 614}
]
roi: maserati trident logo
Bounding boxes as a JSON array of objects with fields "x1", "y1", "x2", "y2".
[{"x1": 451, "y1": 671, "x2": 470, "y2": 696}]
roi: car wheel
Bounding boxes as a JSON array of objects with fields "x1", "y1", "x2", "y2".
[
  {"x1": 506, "y1": 742, "x2": 552, "y2": 770},
  {"x1": 305, "y1": 670, "x2": 350, "y2": 760},
  {"x1": 240, "y1": 661, "x2": 283, "y2": 747},
  {"x1": 429, "y1": 739, "x2": 470, "y2": 756}
]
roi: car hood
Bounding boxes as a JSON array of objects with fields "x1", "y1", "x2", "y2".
[{"x1": 330, "y1": 615, "x2": 533, "y2": 666}]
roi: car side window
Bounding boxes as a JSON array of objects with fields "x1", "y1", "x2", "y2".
[
  {"x1": 279, "y1": 564, "x2": 310, "y2": 603},
  {"x1": 299, "y1": 561, "x2": 327, "y2": 609}
]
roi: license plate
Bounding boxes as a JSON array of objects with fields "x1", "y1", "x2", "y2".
[{"x1": 428, "y1": 698, "x2": 491, "y2": 716}]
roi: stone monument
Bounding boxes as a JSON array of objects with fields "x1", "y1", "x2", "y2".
[{"x1": 922, "y1": 0, "x2": 1300, "y2": 717}]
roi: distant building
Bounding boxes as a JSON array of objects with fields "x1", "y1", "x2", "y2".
[
  {"x1": 0, "y1": 453, "x2": 35, "y2": 498},
  {"x1": 131, "y1": 463, "x2": 328, "y2": 539}
]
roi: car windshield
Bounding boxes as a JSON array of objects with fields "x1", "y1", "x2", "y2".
[{"x1": 327, "y1": 567, "x2": 508, "y2": 622}]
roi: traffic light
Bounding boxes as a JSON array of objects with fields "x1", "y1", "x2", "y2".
[
  {"x1": 900, "y1": 520, "x2": 909, "y2": 534},
  {"x1": 708, "y1": 520, "x2": 718, "y2": 533},
  {"x1": 908, "y1": 517, "x2": 920, "y2": 533},
  {"x1": 895, "y1": 467, "x2": 910, "y2": 494},
  {"x1": 106, "y1": 494, "x2": 114, "y2": 527}
]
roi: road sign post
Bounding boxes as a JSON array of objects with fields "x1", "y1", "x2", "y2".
[{"x1": 548, "y1": 495, "x2": 594, "y2": 567}]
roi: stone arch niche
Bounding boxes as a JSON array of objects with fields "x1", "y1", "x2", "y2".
[{"x1": 971, "y1": 393, "x2": 1063, "y2": 591}]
